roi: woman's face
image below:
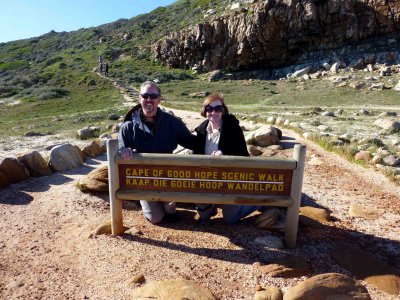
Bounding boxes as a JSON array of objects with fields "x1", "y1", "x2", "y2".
[{"x1": 205, "y1": 100, "x2": 223, "y2": 124}]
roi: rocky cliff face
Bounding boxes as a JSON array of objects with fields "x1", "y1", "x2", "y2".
[{"x1": 152, "y1": 0, "x2": 400, "y2": 72}]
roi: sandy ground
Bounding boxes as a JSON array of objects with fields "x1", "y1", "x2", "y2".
[{"x1": 1, "y1": 107, "x2": 400, "y2": 300}]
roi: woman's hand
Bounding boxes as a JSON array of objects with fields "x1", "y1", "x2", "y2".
[{"x1": 120, "y1": 148, "x2": 137, "y2": 160}]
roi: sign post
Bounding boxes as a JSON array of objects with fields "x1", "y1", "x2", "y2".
[{"x1": 107, "y1": 139, "x2": 306, "y2": 248}]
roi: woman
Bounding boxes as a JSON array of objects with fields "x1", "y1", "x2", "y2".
[{"x1": 193, "y1": 93, "x2": 264, "y2": 225}]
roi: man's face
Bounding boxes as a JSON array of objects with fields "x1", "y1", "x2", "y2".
[{"x1": 139, "y1": 85, "x2": 160, "y2": 118}]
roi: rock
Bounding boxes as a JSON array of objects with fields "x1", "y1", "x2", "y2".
[
  {"x1": 283, "y1": 273, "x2": 371, "y2": 300},
  {"x1": 0, "y1": 157, "x2": 30, "y2": 183},
  {"x1": 259, "y1": 255, "x2": 311, "y2": 278},
  {"x1": 48, "y1": 144, "x2": 83, "y2": 172},
  {"x1": 131, "y1": 279, "x2": 216, "y2": 300},
  {"x1": 373, "y1": 118, "x2": 400, "y2": 131},
  {"x1": 349, "y1": 204, "x2": 384, "y2": 220},
  {"x1": 299, "y1": 206, "x2": 330, "y2": 223},
  {"x1": 354, "y1": 151, "x2": 372, "y2": 162},
  {"x1": 298, "y1": 206, "x2": 330, "y2": 228},
  {"x1": 383, "y1": 155, "x2": 400, "y2": 167},
  {"x1": 77, "y1": 126, "x2": 101, "y2": 139},
  {"x1": 248, "y1": 145, "x2": 263, "y2": 156},
  {"x1": 394, "y1": 80, "x2": 400, "y2": 91},
  {"x1": 254, "y1": 286, "x2": 282, "y2": 300},
  {"x1": 0, "y1": 170, "x2": 9, "y2": 188},
  {"x1": 331, "y1": 242, "x2": 400, "y2": 295},
  {"x1": 246, "y1": 126, "x2": 280, "y2": 147},
  {"x1": 78, "y1": 165, "x2": 108, "y2": 192},
  {"x1": 74, "y1": 145, "x2": 86, "y2": 162},
  {"x1": 91, "y1": 221, "x2": 130, "y2": 236},
  {"x1": 82, "y1": 141, "x2": 103, "y2": 158},
  {"x1": 16, "y1": 151, "x2": 52, "y2": 177},
  {"x1": 108, "y1": 113, "x2": 120, "y2": 120},
  {"x1": 128, "y1": 274, "x2": 146, "y2": 284},
  {"x1": 254, "y1": 236, "x2": 284, "y2": 249}
]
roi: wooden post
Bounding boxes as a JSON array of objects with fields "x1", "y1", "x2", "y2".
[
  {"x1": 284, "y1": 144, "x2": 306, "y2": 248},
  {"x1": 107, "y1": 139, "x2": 124, "y2": 235}
]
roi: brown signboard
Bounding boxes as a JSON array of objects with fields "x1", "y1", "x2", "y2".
[{"x1": 118, "y1": 164, "x2": 293, "y2": 196}]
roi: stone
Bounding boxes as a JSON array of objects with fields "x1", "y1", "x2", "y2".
[
  {"x1": 331, "y1": 242, "x2": 400, "y2": 295},
  {"x1": 48, "y1": 144, "x2": 83, "y2": 172},
  {"x1": 354, "y1": 151, "x2": 372, "y2": 162},
  {"x1": 128, "y1": 274, "x2": 146, "y2": 284},
  {"x1": 77, "y1": 126, "x2": 101, "y2": 139},
  {"x1": 246, "y1": 125, "x2": 280, "y2": 147},
  {"x1": 260, "y1": 255, "x2": 311, "y2": 278},
  {"x1": 349, "y1": 204, "x2": 384, "y2": 220},
  {"x1": 0, "y1": 157, "x2": 30, "y2": 184},
  {"x1": 283, "y1": 273, "x2": 371, "y2": 300},
  {"x1": 383, "y1": 155, "x2": 400, "y2": 167},
  {"x1": 373, "y1": 118, "x2": 400, "y2": 131},
  {"x1": 248, "y1": 145, "x2": 263, "y2": 156},
  {"x1": 78, "y1": 165, "x2": 108, "y2": 192},
  {"x1": 254, "y1": 286, "x2": 282, "y2": 300},
  {"x1": 82, "y1": 141, "x2": 103, "y2": 158},
  {"x1": 299, "y1": 206, "x2": 330, "y2": 223},
  {"x1": 91, "y1": 221, "x2": 129, "y2": 236},
  {"x1": 16, "y1": 151, "x2": 52, "y2": 177},
  {"x1": 74, "y1": 145, "x2": 86, "y2": 162},
  {"x1": 0, "y1": 170, "x2": 9, "y2": 188},
  {"x1": 131, "y1": 279, "x2": 216, "y2": 300}
]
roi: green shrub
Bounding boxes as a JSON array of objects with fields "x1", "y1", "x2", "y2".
[{"x1": 0, "y1": 60, "x2": 29, "y2": 71}]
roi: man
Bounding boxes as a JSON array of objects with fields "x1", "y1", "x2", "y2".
[{"x1": 118, "y1": 81, "x2": 197, "y2": 224}]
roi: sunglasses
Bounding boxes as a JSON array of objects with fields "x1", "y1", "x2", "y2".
[
  {"x1": 205, "y1": 105, "x2": 223, "y2": 113},
  {"x1": 140, "y1": 93, "x2": 159, "y2": 100}
]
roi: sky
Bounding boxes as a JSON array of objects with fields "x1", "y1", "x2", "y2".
[{"x1": 0, "y1": 0, "x2": 177, "y2": 43}]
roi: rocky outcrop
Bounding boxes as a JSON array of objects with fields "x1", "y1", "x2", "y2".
[{"x1": 153, "y1": 0, "x2": 400, "y2": 73}]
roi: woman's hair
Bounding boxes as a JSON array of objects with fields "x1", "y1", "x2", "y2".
[
  {"x1": 140, "y1": 81, "x2": 161, "y2": 95},
  {"x1": 200, "y1": 93, "x2": 229, "y2": 117}
]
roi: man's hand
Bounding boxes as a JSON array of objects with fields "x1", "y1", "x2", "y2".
[
  {"x1": 211, "y1": 150, "x2": 223, "y2": 156},
  {"x1": 120, "y1": 148, "x2": 137, "y2": 160}
]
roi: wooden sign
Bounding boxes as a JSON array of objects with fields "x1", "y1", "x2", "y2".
[{"x1": 119, "y1": 164, "x2": 293, "y2": 196}]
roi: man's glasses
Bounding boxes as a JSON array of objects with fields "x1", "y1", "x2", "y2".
[
  {"x1": 140, "y1": 93, "x2": 159, "y2": 100},
  {"x1": 205, "y1": 105, "x2": 223, "y2": 113}
]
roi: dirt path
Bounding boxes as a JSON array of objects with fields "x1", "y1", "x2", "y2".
[{"x1": 1, "y1": 77, "x2": 399, "y2": 299}]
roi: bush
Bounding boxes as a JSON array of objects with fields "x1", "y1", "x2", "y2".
[
  {"x1": 0, "y1": 85, "x2": 22, "y2": 98},
  {"x1": 36, "y1": 87, "x2": 70, "y2": 100}
]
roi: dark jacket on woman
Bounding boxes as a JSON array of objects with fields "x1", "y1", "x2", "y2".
[{"x1": 193, "y1": 114, "x2": 249, "y2": 156}]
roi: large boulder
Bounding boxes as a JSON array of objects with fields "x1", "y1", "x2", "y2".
[
  {"x1": 78, "y1": 165, "x2": 108, "y2": 192},
  {"x1": 283, "y1": 273, "x2": 371, "y2": 300},
  {"x1": 48, "y1": 144, "x2": 83, "y2": 172},
  {"x1": 16, "y1": 151, "x2": 52, "y2": 177},
  {"x1": 246, "y1": 125, "x2": 280, "y2": 147},
  {"x1": 0, "y1": 157, "x2": 30, "y2": 183},
  {"x1": 131, "y1": 279, "x2": 216, "y2": 300}
]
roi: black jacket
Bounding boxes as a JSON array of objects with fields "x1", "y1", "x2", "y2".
[
  {"x1": 193, "y1": 114, "x2": 249, "y2": 156},
  {"x1": 118, "y1": 104, "x2": 197, "y2": 153}
]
